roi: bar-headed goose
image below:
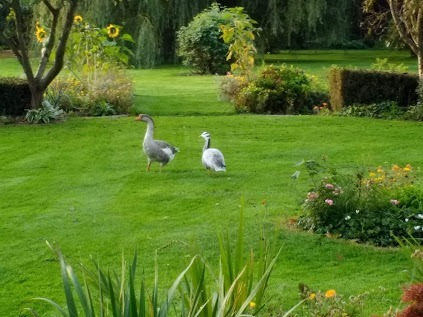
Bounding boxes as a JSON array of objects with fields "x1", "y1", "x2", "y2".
[{"x1": 200, "y1": 131, "x2": 226, "y2": 172}]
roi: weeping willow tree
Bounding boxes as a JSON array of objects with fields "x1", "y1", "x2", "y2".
[
  {"x1": 262, "y1": 0, "x2": 359, "y2": 49},
  {"x1": 73, "y1": 0, "x2": 213, "y2": 68},
  {"x1": 48, "y1": 0, "x2": 363, "y2": 67}
]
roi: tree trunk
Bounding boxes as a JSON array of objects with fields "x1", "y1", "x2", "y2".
[
  {"x1": 418, "y1": 52, "x2": 423, "y2": 80},
  {"x1": 29, "y1": 84, "x2": 45, "y2": 109}
]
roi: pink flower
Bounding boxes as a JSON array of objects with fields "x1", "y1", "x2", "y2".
[
  {"x1": 325, "y1": 184, "x2": 334, "y2": 189},
  {"x1": 325, "y1": 199, "x2": 334, "y2": 206},
  {"x1": 307, "y1": 192, "x2": 318, "y2": 200}
]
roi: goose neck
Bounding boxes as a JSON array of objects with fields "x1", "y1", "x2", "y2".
[
  {"x1": 203, "y1": 138, "x2": 210, "y2": 152},
  {"x1": 144, "y1": 120, "x2": 154, "y2": 141}
]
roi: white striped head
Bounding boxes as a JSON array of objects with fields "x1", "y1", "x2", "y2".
[{"x1": 200, "y1": 131, "x2": 211, "y2": 140}]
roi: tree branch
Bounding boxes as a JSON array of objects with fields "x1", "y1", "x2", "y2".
[
  {"x1": 388, "y1": 0, "x2": 418, "y2": 54},
  {"x1": 41, "y1": 0, "x2": 79, "y2": 89},
  {"x1": 35, "y1": 0, "x2": 60, "y2": 79},
  {"x1": 10, "y1": 0, "x2": 35, "y2": 82}
]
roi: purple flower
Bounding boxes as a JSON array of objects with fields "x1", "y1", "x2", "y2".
[{"x1": 325, "y1": 199, "x2": 334, "y2": 206}]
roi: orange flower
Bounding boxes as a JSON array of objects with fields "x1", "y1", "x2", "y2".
[
  {"x1": 325, "y1": 289, "x2": 336, "y2": 298},
  {"x1": 392, "y1": 164, "x2": 400, "y2": 172}
]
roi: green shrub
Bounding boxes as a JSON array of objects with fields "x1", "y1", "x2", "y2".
[
  {"x1": 222, "y1": 64, "x2": 326, "y2": 114},
  {"x1": 337, "y1": 101, "x2": 405, "y2": 119},
  {"x1": 403, "y1": 80, "x2": 423, "y2": 121},
  {"x1": 177, "y1": 4, "x2": 233, "y2": 75},
  {"x1": 0, "y1": 77, "x2": 31, "y2": 116},
  {"x1": 293, "y1": 159, "x2": 423, "y2": 247},
  {"x1": 329, "y1": 67, "x2": 419, "y2": 111},
  {"x1": 403, "y1": 105, "x2": 423, "y2": 121}
]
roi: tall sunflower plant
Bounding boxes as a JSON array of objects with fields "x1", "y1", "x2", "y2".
[{"x1": 66, "y1": 15, "x2": 134, "y2": 78}]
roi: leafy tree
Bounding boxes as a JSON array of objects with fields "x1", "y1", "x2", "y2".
[
  {"x1": 177, "y1": 3, "x2": 233, "y2": 74},
  {"x1": 177, "y1": 3, "x2": 258, "y2": 75},
  {"x1": 0, "y1": 0, "x2": 79, "y2": 109},
  {"x1": 364, "y1": 0, "x2": 423, "y2": 79}
]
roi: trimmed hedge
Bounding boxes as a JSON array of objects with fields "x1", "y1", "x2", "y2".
[
  {"x1": 329, "y1": 67, "x2": 419, "y2": 111},
  {"x1": 0, "y1": 77, "x2": 31, "y2": 116}
]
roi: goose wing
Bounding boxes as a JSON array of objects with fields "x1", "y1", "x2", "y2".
[
  {"x1": 155, "y1": 140, "x2": 180, "y2": 154},
  {"x1": 202, "y1": 148, "x2": 226, "y2": 171},
  {"x1": 143, "y1": 139, "x2": 179, "y2": 163}
]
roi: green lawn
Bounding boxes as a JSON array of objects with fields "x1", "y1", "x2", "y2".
[{"x1": 0, "y1": 50, "x2": 422, "y2": 316}]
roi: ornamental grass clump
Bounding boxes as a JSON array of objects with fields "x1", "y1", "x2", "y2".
[{"x1": 293, "y1": 158, "x2": 423, "y2": 246}]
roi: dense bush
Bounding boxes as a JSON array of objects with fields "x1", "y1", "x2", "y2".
[
  {"x1": 294, "y1": 159, "x2": 423, "y2": 247},
  {"x1": 0, "y1": 77, "x2": 31, "y2": 116},
  {"x1": 220, "y1": 64, "x2": 327, "y2": 114},
  {"x1": 329, "y1": 67, "x2": 419, "y2": 111},
  {"x1": 177, "y1": 4, "x2": 233, "y2": 75}
]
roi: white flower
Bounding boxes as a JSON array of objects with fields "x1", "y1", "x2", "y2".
[
  {"x1": 417, "y1": 214, "x2": 423, "y2": 219},
  {"x1": 345, "y1": 215, "x2": 351, "y2": 220},
  {"x1": 356, "y1": 210, "x2": 360, "y2": 214},
  {"x1": 414, "y1": 226, "x2": 421, "y2": 231},
  {"x1": 405, "y1": 218, "x2": 409, "y2": 222}
]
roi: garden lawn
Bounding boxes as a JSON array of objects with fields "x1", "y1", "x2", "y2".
[
  {"x1": 0, "y1": 50, "x2": 422, "y2": 316},
  {"x1": 1, "y1": 115, "x2": 422, "y2": 316}
]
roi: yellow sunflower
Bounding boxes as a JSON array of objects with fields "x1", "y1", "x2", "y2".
[
  {"x1": 74, "y1": 15, "x2": 83, "y2": 23},
  {"x1": 107, "y1": 24, "x2": 119, "y2": 38},
  {"x1": 35, "y1": 26, "x2": 47, "y2": 43}
]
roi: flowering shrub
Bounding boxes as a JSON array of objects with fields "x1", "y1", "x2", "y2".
[
  {"x1": 294, "y1": 158, "x2": 423, "y2": 246},
  {"x1": 295, "y1": 284, "x2": 367, "y2": 316},
  {"x1": 219, "y1": 64, "x2": 327, "y2": 114}
]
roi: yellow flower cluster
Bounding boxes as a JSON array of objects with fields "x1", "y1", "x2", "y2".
[
  {"x1": 308, "y1": 289, "x2": 336, "y2": 300},
  {"x1": 365, "y1": 163, "x2": 414, "y2": 188}
]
